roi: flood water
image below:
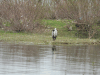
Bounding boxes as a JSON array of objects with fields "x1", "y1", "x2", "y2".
[{"x1": 0, "y1": 42, "x2": 100, "y2": 75}]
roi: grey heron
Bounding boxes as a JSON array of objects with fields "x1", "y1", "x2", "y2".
[{"x1": 52, "y1": 28, "x2": 57, "y2": 41}]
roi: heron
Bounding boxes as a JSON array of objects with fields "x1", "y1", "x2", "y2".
[{"x1": 52, "y1": 28, "x2": 57, "y2": 41}]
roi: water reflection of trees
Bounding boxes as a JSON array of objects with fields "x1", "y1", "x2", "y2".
[
  {"x1": 64, "y1": 45, "x2": 100, "y2": 74},
  {"x1": 2, "y1": 43, "x2": 41, "y2": 63},
  {"x1": 1, "y1": 43, "x2": 100, "y2": 74}
]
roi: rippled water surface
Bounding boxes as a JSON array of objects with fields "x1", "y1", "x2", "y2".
[{"x1": 0, "y1": 42, "x2": 100, "y2": 75}]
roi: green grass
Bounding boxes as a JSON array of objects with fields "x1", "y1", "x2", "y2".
[
  {"x1": 42, "y1": 19, "x2": 76, "y2": 37},
  {"x1": 42, "y1": 19, "x2": 67, "y2": 29},
  {"x1": 0, "y1": 30, "x2": 99, "y2": 45},
  {"x1": 0, "y1": 19, "x2": 100, "y2": 45}
]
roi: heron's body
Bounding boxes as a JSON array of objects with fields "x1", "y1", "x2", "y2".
[{"x1": 52, "y1": 28, "x2": 57, "y2": 41}]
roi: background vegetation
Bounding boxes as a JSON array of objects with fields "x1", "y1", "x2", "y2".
[{"x1": 0, "y1": 0, "x2": 100, "y2": 39}]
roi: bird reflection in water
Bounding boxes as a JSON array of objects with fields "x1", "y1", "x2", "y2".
[
  {"x1": 52, "y1": 45, "x2": 56, "y2": 64},
  {"x1": 52, "y1": 45, "x2": 56, "y2": 52}
]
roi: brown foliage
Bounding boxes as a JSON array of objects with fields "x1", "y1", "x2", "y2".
[
  {"x1": 0, "y1": 0, "x2": 45, "y2": 32},
  {"x1": 0, "y1": 0, "x2": 100, "y2": 38},
  {"x1": 52, "y1": 0, "x2": 100, "y2": 38}
]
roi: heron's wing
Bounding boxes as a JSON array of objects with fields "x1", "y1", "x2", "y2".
[{"x1": 55, "y1": 30, "x2": 57, "y2": 36}]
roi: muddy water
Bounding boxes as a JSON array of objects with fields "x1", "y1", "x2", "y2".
[{"x1": 0, "y1": 42, "x2": 100, "y2": 75}]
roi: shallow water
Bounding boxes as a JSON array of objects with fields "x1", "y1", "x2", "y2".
[{"x1": 0, "y1": 42, "x2": 100, "y2": 75}]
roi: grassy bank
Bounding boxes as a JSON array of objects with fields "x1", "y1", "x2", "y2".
[
  {"x1": 0, "y1": 30, "x2": 100, "y2": 45},
  {"x1": 0, "y1": 19, "x2": 100, "y2": 45}
]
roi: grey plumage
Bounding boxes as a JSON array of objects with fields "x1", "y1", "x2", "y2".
[{"x1": 52, "y1": 28, "x2": 57, "y2": 41}]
